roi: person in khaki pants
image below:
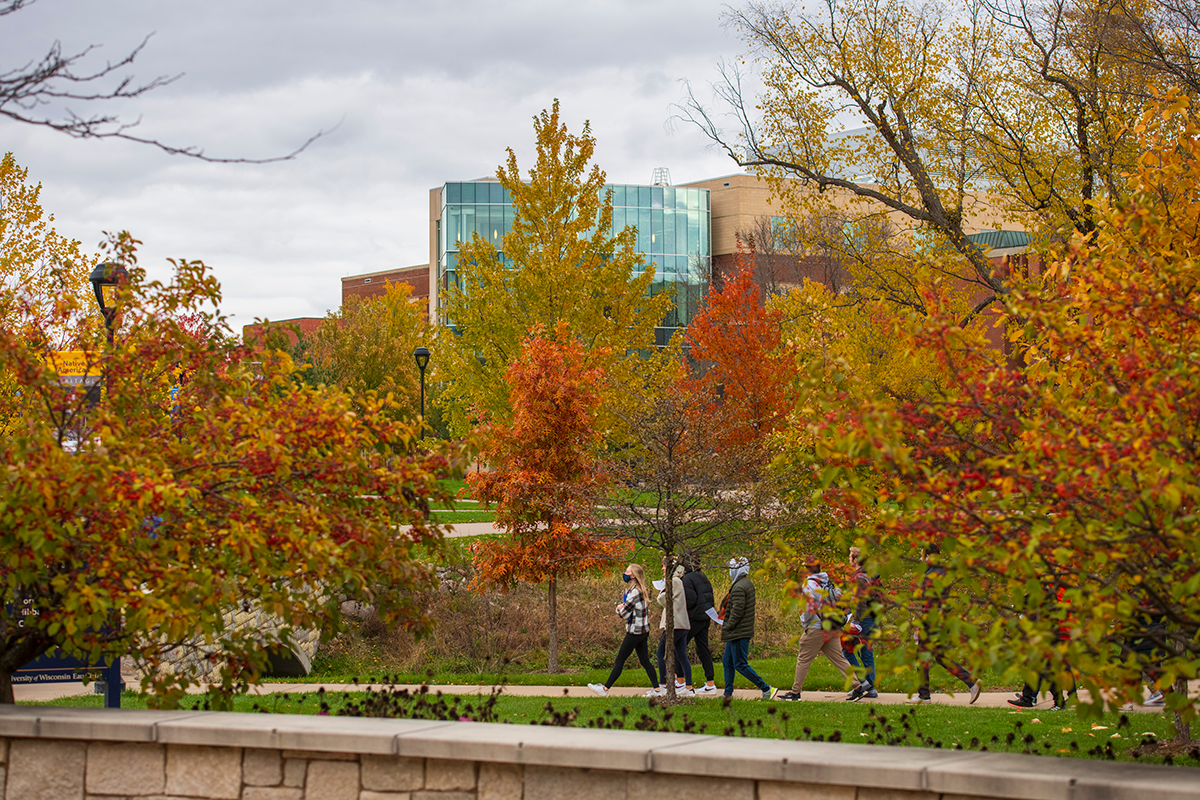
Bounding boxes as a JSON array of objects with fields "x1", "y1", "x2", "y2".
[{"x1": 778, "y1": 557, "x2": 864, "y2": 701}]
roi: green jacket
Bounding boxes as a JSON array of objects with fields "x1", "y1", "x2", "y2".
[{"x1": 720, "y1": 575, "x2": 756, "y2": 642}]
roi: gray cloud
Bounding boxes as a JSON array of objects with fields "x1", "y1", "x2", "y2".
[{"x1": 2, "y1": 0, "x2": 745, "y2": 323}]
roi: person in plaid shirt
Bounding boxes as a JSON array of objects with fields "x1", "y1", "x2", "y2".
[{"x1": 589, "y1": 563, "x2": 659, "y2": 696}]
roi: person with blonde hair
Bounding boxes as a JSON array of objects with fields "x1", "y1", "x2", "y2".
[{"x1": 589, "y1": 563, "x2": 658, "y2": 696}]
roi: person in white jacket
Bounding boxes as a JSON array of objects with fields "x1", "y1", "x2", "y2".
[
  {"x1": 778, "y1": 557, "x2": 864, "y2": 702},
  {"x1": 648, "y1": 560, "x2": 691, "y2": 697}
]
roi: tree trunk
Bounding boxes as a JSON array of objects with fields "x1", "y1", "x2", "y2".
[
  {"x1": 547, "y1": 574, "x2": 560, "y2": 673},
  {"x1": 664, "y1": 555, "x2": 676, "y2": 700},
  {"x1": 0, "y1": 671, "x2": 13, "y2": 705},
  {"x1": 1173, "y1": 676, "x2": 1192, "y2": 744}
]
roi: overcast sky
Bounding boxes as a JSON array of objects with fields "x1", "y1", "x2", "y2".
[{"x1": 3, "y1": 0, "x2": 751, "y2": 326}]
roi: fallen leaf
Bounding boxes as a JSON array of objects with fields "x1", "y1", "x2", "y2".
[
  {"x1": 1030, "y1": 718, "x2": 1042, "y2": 724},
  {"x1": 1091, "y1": 724, "x2": 1109, "y2": 730},
  {"x1": 1110, "y1": 733, "x2": 1122, "y2": 739},
  {"x1": 1061, "y1": 727, "x2": 1073, "y2": 733}
]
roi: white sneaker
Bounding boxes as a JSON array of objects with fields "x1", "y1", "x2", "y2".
[
  {"x1": 587, "y1": 683, "x2": 607, "y2": 697},
  {"x1": 644, "y1": 687, "x2": 665, "y2": 697},
  {"x1": 969, "y1": 680, "x2": 982, "y2": 705},
  {"x1": 675, "y1": 685, "x2": 695, "y2": 697},
  {"x1": 697, "y1": 685, "x2": 718, "y2": 695},
  {"x1": 1145, "y1": 691, "x2": 1165, "y2": 707}
]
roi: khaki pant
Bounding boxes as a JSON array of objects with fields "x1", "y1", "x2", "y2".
[{"x1": 791, "y1": 628, "x2": 860, "y2": 694}]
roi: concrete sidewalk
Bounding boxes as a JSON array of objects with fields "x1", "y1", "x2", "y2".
[{"x1": 15, "y1": 679, "x2": 1176, "y2": 713}]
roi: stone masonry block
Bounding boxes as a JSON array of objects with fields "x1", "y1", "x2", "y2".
[
  {"x1": 525, "y1": 765, "x2": 626, "y2": 800},
  {"x1": 361, "y1": 793, "x2": 412, "y2": 800},
  {"x1": 0, "y1": 737, "x2": 8, "y2": 764},
  {"x1": 243, "y1": 787, "x2": 304, "y2": 800},
  {"x1": 284, "y1": 758, "x2": 307, "y2": 788},
  {"x1": 412, "y1": 793, "x2": 474, "y2": 800},
  {"x1": 424, "y1": 758, "x2": 477, "y2": 792},
  {"x1": 629, "y1": 772, "x2": 753, "y2": 800},
  {"x1": 8, "y1": 739, "x2": 85, "y2": 800},
  {"x1": 283, "y1": 750, "x2": 359, "y2": 761},
  {"x1": 305, "y1": 760, "x2": 360, "y2": 800},
  {"x1": 856, "y1": 790, "x2": 939, "y2": 800},
  {"x1": 362, "y1": 754, "x2": 424, "y2": 791},
  {"x1": 87, "y1": 742, "x2": 165, "y2": 796},
  {"x1": 244, "y1": 748, "x2": 284, "y2": 786},
  {"x1": 757, "y1": 782, "x2": 857, "y2": 800},
  {"x1": 0, "y1": 765, "x2": 6, "y2": 800},
  {"x1": 478, "y1": 762, "x2": 522, "y2": 800},
  {"x1": 166, "y1": 744, "x2": 242, "y2": 800}
]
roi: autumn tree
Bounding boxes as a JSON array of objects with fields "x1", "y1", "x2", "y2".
[
  {"x1": 438, "y1": 100, "x2": 675, "y2": 442},
  {"x1": 0, "y1": 239, "x2": 461, "y2": 705},
  {"x1": 800, "y1": 95, "x2": 1200, "y2": 740},
  {"x1": 469, "y1": 323, "x2": 626, "y2": 672},
  {"x1": 684, "y1": 253, "x2": 798, "y2": 461},
  {"x1": 294, "y1": 281, "x2": 430, "y2": 422},
  {"x1": 681, "y1": 0, "x2": 1185, "y2": 320},
  {"x1": 595, "y1": 379, "x2": 792, "y2": 701}
]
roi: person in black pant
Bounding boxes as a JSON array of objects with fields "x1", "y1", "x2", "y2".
[
  {"x1": 589, "y1": 563, "x2": 657, "y2": 697},
  {"x1": 682, "y1": 551, "x2": 718, "y2": 694}
]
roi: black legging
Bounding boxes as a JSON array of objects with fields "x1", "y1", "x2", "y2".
[
  {"x1": 604, "y1": 631, "x2": 658, "y2": 689},
  {"x1": 656, "y1": 628, "x2": 692, "y2": 685},
  {"x1": 687, "y1": 619, "x2": 715, "y2": 682}
]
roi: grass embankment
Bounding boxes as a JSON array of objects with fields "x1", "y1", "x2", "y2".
[{"x1": 31, "y1": 690, "x2": 1197, "y2": 767}]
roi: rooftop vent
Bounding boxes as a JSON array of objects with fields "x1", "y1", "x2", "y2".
[{"x1": 651, "y1": 167, "x2": 671, "y2": 186}]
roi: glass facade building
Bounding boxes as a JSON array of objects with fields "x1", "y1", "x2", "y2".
[{"x1": 435, "y1": 180, "x2": 711, "y2": 345}]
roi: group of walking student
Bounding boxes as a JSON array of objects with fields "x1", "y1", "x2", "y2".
[{"x1": 588, "y1": 546, "x2": 985, "y2": 704}]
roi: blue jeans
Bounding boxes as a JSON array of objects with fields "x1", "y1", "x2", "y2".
[
  {"x1": 843, "y1": 615, "x2": 876, "y2": 687},
  {"x1": 722, "y1": 637, "x2": 768, "y2": 696}
]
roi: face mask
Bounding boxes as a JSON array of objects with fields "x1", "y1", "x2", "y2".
[{"x1": 622, "y1": 573, "x2": 632, "y2": 583}]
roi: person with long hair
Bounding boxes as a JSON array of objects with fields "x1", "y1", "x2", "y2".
[{"x1": 589, "y1": 563, "x2": 659, "y2": 696}]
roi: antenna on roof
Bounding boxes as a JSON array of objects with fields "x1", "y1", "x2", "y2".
[{"x1": 651, "y1": 167, "x2": 671, "y2": 186}]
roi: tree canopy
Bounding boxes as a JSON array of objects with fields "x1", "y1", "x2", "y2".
[
  {"x1": 798, "y1": 94, "x2": 1200, "y2": 737},
  {"x1": 437, "y1": 100, "x2": 675, "y2": 441},
  {"x1": 0, "y1": 239, "x2": 461, "y2": 706}
]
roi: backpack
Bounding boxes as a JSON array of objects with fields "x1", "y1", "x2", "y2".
[{"x1": 816, "y1": 575, "x2": 848, "y2": 630}]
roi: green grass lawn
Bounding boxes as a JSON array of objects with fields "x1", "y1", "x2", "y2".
[
  {"x1": 28, "y1": 689, "x2": 1195, "y2": 766},
  {"x1": 429, "y1": 509, "x2": 496, "y2": 524}
]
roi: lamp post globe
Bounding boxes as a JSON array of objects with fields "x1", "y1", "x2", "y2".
[
  {"x1": 413, "y1": 346, "x2": 431, "y2": 440},
  {"x1": 89, "y1": 262, "x2": 128, "y2": 344}
]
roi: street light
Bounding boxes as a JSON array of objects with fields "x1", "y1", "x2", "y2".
[
  {"x1": 89, "y1": 262, "x2": 128, "y2": 345},
  {"x1": 413, "y1": 346, "x2": 430, "y2": 440}
]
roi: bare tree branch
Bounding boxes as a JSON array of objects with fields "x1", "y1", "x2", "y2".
[{"x1": 0, "y1": 2, "x2": 329, "y2": 162}]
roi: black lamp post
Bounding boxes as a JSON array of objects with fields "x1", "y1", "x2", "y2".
[
  {"x1": 413, "y1": 346, "x2": 430, "y2": 440},
  {"x1": 89, "y1": 262, "x2": 128, "y2": 345}
]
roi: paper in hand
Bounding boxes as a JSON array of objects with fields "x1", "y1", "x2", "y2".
[
  {"x1": 652, "y1": 580, "x2": 666, "y2": 591},
  {"x1": 705, "y1": 607, "x2": 723, "y2": 625}
]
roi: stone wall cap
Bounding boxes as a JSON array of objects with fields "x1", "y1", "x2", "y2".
[
  {"x1": 648, "y1": 736, "x2": 980, "y2": 788},
  {"x1": 395, "y1": 720, "x2": 700, "y2": 771},
  {"x1": 0, "y1": 706, "x2": 199, "y2": 741}
]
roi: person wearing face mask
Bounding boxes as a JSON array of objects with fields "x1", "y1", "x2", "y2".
[
  {"x1": 588, "y1": 564, "x2": 658, "y2": 697},
  {"x1": 719, "y1": 556, "x2": 780, "y2": 700}
]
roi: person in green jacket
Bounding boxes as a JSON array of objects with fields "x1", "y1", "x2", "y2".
[{"x1": 720, "y1": 557, "x2": 780, "y2": 700}]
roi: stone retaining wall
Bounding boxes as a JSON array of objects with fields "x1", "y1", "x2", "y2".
[{"x1": 1, "y1": 706, "x2": 1198, "y2": 800}]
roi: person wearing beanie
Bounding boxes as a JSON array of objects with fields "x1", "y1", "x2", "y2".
[{"x1": 719, "y1": 556, "x2": 779, "y2": 700}]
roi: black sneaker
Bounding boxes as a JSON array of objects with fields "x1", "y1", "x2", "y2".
[
  {"x1": 846, "y1": 682, "x2": 871, "y2": 702},
  {"x1": 778, "y1": 691, "x2": 803, "y2": 701},
  {"x1": 1007, "y1": 697, "x2": 1035, "y2": 708}
]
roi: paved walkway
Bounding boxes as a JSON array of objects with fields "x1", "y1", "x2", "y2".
[{"x1": 15, "y1": 679, "x2": 1180, "y2": 713}]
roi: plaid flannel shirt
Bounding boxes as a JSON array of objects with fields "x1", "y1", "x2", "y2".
[{"x1": 622, "y1": 586, "x2": 650, "y2": 634}]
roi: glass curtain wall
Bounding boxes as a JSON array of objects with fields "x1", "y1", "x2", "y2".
[{"x1": 438, "y1": 181, "x2": 711, "y2": 344}]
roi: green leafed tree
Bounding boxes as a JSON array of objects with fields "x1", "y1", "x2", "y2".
[
  {"x1": 0, "y1": 236, "x2": 462, "y2": 706},
  {"x1": 437, "y1": 101, "x2": 675, "y2": 441},
  {"x1": 295, "y1": 281, "x2": 431, "y2": 422}
]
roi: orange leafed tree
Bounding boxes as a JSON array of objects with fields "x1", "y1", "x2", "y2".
[
  {"x1": 469, "y1": 322, "x2": 626, "y2": 671},
  {"x1": 685, "y1": 247, "x2": 798, "y2": 458}
]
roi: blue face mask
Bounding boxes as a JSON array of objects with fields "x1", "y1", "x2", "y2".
[{"x1": 622, "y1": 573, "x2": 632, "y2": 583}]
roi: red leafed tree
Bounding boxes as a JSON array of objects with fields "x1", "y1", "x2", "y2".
[
  {"x1": 469, "y1": 322, "x2": 626, "y2": 671},
  {"x1": 685, "y1": 246, "x2": 798, "y2": 460}
]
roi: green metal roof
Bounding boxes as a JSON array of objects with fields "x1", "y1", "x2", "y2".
[{"x1": 967, "y1": 230, "x2": 1030, "y2": 250}]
